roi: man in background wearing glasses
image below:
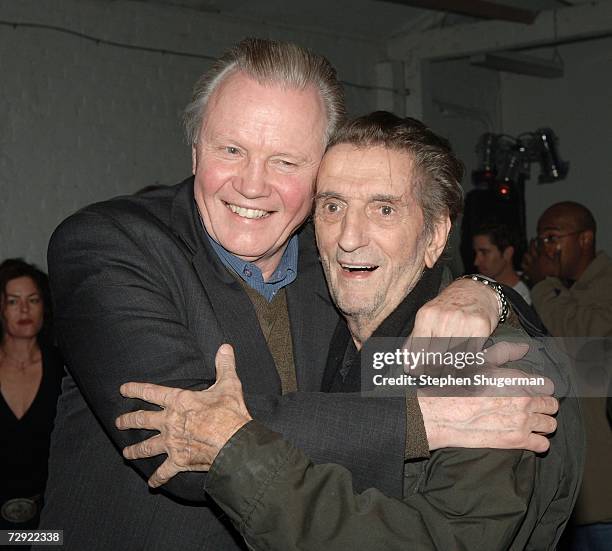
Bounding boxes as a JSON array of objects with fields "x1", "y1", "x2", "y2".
[
  {"x1": 523, "y1": 201, "x2": 611, "y2": 334},
  {"x1": 523, "y1": 200, "x2": 612, "y2": 551}
]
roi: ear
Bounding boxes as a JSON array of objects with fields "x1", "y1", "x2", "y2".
[
  {"x1": 502, "y1": 245, "x2": 515, "y2": 262},
  {"x1": 191, "y1": 144, "x2": 198, "y2": 175},
  {"x1": 424, "y1": 216, "x2": 451, "y2": 268}
]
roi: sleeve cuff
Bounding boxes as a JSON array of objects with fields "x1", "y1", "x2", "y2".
[{"x1": 206, "y1": 420, "x2": 293, "y2": 525}]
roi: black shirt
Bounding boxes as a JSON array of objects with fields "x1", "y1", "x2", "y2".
[{"x1": 0, "y1": 346, "x2": 64, "y2": 499}]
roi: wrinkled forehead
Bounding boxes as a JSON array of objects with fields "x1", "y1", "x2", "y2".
[
  {"x1": 316, "y1": 144, "x2": 417, "y2": 199},
  {"x1": 202, "y1": 71, "x2": 329, "y2": 147}
]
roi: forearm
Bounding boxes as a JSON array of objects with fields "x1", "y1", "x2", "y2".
[
  {"x1": 207, "y1": 421, "x2": 535, "y2": 551},
  {"x1": 417, "y1": 325, "x2": 559, "y2": 452},
  {"x1": 246, "y1": 392, "x2": 407, "y2": 497},
  {"x1": 208, "y1": 421, "x2": 435, "y2": 550}
]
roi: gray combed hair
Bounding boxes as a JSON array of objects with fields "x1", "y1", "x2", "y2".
[{"x1": 183, "y1": 37, "x2": 346, "y2": 146}]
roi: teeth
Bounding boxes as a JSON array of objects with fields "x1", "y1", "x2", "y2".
[
  {"x1": 341, "y1": 264, "x2": 378, "y2": 271},
  {"x1": 226, "y1": 203, "x2": 269, "y2": 219}
]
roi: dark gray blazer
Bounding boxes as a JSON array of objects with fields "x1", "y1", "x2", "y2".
[{"x1": 38, "y1": 179, "x2": 408, "y2": 550}]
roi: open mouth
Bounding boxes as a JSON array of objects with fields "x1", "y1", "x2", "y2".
[
  {"x1": 340, "y1": 264, "x2": 379, "y2": 273},
  {"x1": 224, "y1": 201, "x2": 271, "y2": 220}
]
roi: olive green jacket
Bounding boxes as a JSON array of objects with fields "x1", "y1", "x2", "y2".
[{"x1": 206, "y1": 321, "x2": 583, "y2": 550}]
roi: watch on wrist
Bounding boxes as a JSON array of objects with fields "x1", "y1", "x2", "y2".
[{"x1": 460, "y1": 274, "x2": 509, "y2": 324}]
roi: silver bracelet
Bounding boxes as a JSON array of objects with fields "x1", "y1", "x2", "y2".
[{"x1": 460, "y1": 274, "x2": 509, "y2": 324}]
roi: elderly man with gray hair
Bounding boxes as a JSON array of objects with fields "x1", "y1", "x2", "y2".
[
  {"x1": 118, "y1": 112, "x2": 582, "y2": 550},
  {"x1": 41, "y1": 39, "x2": 563, "y2": 551}
]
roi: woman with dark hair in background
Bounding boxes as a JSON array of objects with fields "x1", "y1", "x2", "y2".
[{"x1": 0, "y1": 259, "x2": 63, "y2": 536}]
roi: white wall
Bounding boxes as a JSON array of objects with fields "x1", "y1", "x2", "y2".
[
  {"x1": 0, "y1": 0, "x2": 384, "y2": 268},
  {"x1": 426, "y1": 59, "x2": 502, "y2": 186},
  {"x1": 422, "y1": 59, "x2": 503, "y2": 274},
  {"x1": 500, "y1": 37, "x2": 612, "y2": 253}
]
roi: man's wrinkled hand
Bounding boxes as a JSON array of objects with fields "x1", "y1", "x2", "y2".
[
  {"x1": 115, "y1": 344, "x2": 252, "y2": 488},
  {"x1": 419, "y1": 393, "x2": 558, "y2": 453},
  {"x1": 413, "y1": 277, "x2": 499, "y2": 339},
  {"x1": 419, "y1": 342, "x2": 558, "y2": 453}
]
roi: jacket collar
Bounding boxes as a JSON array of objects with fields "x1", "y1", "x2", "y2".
[
  {"x1": 169, "y1": 177, "x2": 238, "y2": 285},
  {"x1": 169, "y1": 177, "x2": 204, "y2": 254}
]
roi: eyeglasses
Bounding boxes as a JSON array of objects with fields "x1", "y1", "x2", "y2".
[{"x1": 535, "y1": 230, "x2": 583, "y2": 252}]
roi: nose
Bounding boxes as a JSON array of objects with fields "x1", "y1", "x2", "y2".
[
  {"x1": 337, "y1": 207, "x2": 369, "y2": 253},
  {"x1": 20, "y1": 300, "x2": 29, "y2": 313},
  {"x1": 233, "y1": 158, "x2": 269, "y2": 199}
]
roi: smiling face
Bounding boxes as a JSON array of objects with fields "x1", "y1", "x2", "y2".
[
  {"x1": 192, "y1": 71, "x2": 328, "y2": 279},
  {"x1": 314, "y1": 144, "x2": 450, "y2": 339},
  {"x1": 1, "y1": 276, "x2": 44, "y2": 340}
]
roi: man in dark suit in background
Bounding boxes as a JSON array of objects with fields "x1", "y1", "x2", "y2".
[{"x1": 38, "y1": 38, "x2": 558, "y2": 550}]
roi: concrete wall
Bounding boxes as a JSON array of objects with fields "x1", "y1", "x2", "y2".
[
  {"x1": 0, "y1": 0, "x2": 384, "y2": 268},
  {"x1": 500, "y1": 37, "x2": 612, "y2": 253},
  {"x1": 426, "y1": 58, "x2": 502, "y2": 188},
  {"x1": 421, "y1": 59, "x2": 503, "y2": 274}
]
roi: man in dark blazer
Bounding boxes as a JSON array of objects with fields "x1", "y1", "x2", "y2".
[
  {"x1": 117, "y1": 112, "x2": 581, "y2": 550},
  {"x1": 38, "y1": 39, "x2": 557, "y2": 550}
]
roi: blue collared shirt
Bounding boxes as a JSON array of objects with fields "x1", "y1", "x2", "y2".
[{"x1": 206, "y1": 231, "x2": 299, "y2": 302}]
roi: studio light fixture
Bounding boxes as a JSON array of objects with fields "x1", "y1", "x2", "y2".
[
  {"x1": 472, "y1": 128, "x2": 569, "y2": 192},
  {"x1": 536, "y1": 128, "x2": 570, "y2": 183}
]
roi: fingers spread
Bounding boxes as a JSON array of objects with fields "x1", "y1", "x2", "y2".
[
  {"x1": 120, "y1": 382, "x2": 177, "y2": 407},
  {"x1": 123, "y1": 435, "x2": 165, "y2": 460},
  {"x1": 148, "y1": 459, "x2": 179, "y2": 488},
  {"x1": 116, "y1": 409, "x2": 163, "y2": 431}
]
